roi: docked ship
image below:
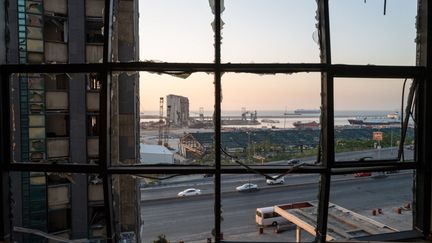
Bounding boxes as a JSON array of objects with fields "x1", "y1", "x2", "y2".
[
  {"x1": 293, "y1": 121, "x2": 320, "y2": 129},
  {"x1": 222, "y1": 110, "x2": 261, "y2": 126},
  {"x1": 348, "y1": 113, "x2": 401, "y2": 126},
  {"x1": 261, "y1": 119, "x2": 280, "y2": 123},
  {"x1": 294, "y1": 109, "x2": 320, "y2": 115}
]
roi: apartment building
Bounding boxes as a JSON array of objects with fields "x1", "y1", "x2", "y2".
[{"x1": 2, "y1": 0, "x2": 140, "y2": 242}]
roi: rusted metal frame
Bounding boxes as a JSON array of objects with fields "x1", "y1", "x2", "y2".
[
  {"x1": 0, "y1": 69, "x2": 11, "y2": 170},
  {"x1": 214, "y1": 0, "x2": 222, "y2": 242},
  {"x1": 221, "y1": 63, "x2": 325, "y2": 73},
  {"x1": 316, "y1": 0, "x2": 333, "y2": 242},
  {"x1": 100, "y1": 0, "x2": 115, "y2": 241},
  {"x1": 0, "y1": 63, "x2": 107, "y2": 74},
  {"x1": 331, "y1": 65, "x2": 422, "y2": 78},
  {"x1": 6, "y1": 163, "x2": 100, "y2": 173},
  {"x1": 332, "y1": 159, "x2": 417, "y2": 168},
  {"x1": 331, "y1": 164, "x2": 417, "y2": 175},
  {"x1": 0, "y1": 67, "x2": 11, "y2": 241},
  {"x1": 4, "y1": 162, "x2": 417, "y2": 175},
  {"x1": 1, "y1": 63, "x2": 423, "y2": 77},
  {"x1": 107, "y1": 166, "x2": 326, "y2": 174},
  {"x1": 414, "y1": 0, "x2": 432, "y2": 237}
]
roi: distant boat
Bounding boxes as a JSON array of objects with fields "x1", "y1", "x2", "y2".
[
  {"x1": 294, "y1": 109, "x2": 320, "y2": 115},
  {"x1": 261, "y1": 119, "x2": 280, "y2": 123},
  {"x1": 293, "y1": 121, "x2": 320, "y2": 129},
  {"x1": 348, "y1": 112, "x2": 401, "y2": 126}
]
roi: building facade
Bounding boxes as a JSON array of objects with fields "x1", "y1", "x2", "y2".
[{"x1": 3, "y1": 0, "x2": 140, "y2": 242}]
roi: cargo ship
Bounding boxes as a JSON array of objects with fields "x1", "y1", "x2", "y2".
[
  {"x1": 294, "y1": 109, "x2": 320, "y2": 115},
  {"x1": 293, "y1": 121, "x2": 320, "y2": 129},
  {"x1": 348, "y1": 113, "x2": 401, "y2": 126},
  {"x1": 222, "y1": 110, "x2": 260, "y2": 126}
]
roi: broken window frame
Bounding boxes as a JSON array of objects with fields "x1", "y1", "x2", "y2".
[
  {"x1": 43, "y1": 15, "x2": 68, "y2": 43},
  {"x1": 1, "y1": 0, "x2": 432, "y2": 243},
  {"x1": 85, "y1": 17, "x2": 104, "y2": 45}
]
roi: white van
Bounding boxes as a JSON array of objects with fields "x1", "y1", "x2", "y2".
[
  {"x1": 266, "y1": 175, "x2": 285, "y2": 185},
  {"x1": 255, "y1": 207, "x2": 286, "y2": 226}
]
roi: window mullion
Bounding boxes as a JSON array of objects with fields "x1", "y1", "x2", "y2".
[
  {"x1": 101, "y1": 0, "x2": 115, "y2": 242},
  {"x1": 214, "y1": 1, "x2": 222, "y2": 243},
  {"x1": 316, "y1": 0, "x2": 334, "y2": 242},
  {"x1": 414, "y1": 0, "x2": 432, "y2": 236}
]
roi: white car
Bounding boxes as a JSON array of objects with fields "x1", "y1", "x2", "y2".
[
  {"x1": 236, "y1": 183, "x2": 259, "y2": 192},
  {"x1": 177, "y1": 188, "x2": 201, "y2": 197},
  {"x1": 266, "y1": 176, "x2": 285, "y2": 185}
]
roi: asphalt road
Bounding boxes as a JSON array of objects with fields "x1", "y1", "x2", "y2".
[
  {"x1": 141, "y1": 147, "x2": 413, "y2": 201},
  {"x1": 141, "y1": 172, "x2": 413, "y2": 242}
]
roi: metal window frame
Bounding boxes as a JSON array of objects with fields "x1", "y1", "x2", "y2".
[{"x1": 1, "y1": 0, "x2": 431, "y2": 242}]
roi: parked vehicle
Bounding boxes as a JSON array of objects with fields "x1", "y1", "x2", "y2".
[
  {"x1": 177, "y1": 188, "x2": 201, "y2": 197},
  {"x1": 236, "y1": 183, "x2": 259, "y2": 192},
  {"x1": 354, "y1": 172, "x2": 372, "y2": 177},
  {"x1": 266, "y1": 175, "x2": 285, "y2": 185},
  {"x1": 287, "y1": 159, "x2": 300, "y2": 165},
  {"x1": 255, "y1": 207, "x2": 286, "y2": 226}
]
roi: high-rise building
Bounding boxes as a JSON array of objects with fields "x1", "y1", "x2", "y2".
[
  {"x1": 2, "y1": 0, "x2": 140, "y2": 242},
  {"x1": 166, "y1": 94, "x2": 189, "y2": 127}
]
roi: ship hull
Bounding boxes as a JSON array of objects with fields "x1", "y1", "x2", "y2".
[{"x1": 348, "y1": 119, "x2": 400, "y2": 126}]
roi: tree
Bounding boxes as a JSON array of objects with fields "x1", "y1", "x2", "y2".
[{"x1": 153, "y1": 234, "x2": 169, "y2": 243}]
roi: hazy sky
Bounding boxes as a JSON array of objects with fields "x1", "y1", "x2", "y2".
[{"x1": 138, "y1": 0, "x2": 416, "y2": 112}]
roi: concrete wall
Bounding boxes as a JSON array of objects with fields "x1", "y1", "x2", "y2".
[
  {"x1": 68, "y1": 0, "x2": 88, "y2": 239},
  {"x1": 115, "y1": 1, "x2": 140, "y2": 240},
  {"x1": 140, "y1": 152, "x2": 174, "y2": 164}
]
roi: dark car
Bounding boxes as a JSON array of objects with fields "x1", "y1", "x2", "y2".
[{"x1": 287, "y1": 159, "x2": 300, "y2": 165}]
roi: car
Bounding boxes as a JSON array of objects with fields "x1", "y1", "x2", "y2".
[
  {"x1": 177, "y1": 188, "x2": 201, "y2": 197},
  {"x1": 354, "y1": 172, "x2": 372, "y2": 177},
  {"x1": 266, "y1": 175, "x2": 285, "y2": 185},
  {"x1": 287, "y1": 159, "x2": 300, "y2": 165},
  {"x1": 236, "y1": 183, "x2": 259, "y2": 192}
]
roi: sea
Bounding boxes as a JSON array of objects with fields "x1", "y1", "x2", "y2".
[{"x1": 140, "y1": 110, "x2": 399, "y2": 129}]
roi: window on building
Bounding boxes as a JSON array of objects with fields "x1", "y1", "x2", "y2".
[
  {"x1": 86, "y1": 19, "x2": 104, "y2": 44},
  {"x1": 87, "y1": 115, "x2": 99, "y2": 137},
  {"x1": 44, "y1": 17, "x2": 68, "y2": 43}
]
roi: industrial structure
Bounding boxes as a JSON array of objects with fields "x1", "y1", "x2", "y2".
[
  {"x1": 166, "y1": 94, "x2": 189, "y2": 127},
  {"x1": 1, "y1": 0, "x2": 140, "y2": 241}
]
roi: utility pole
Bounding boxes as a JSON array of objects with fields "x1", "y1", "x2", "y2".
[
  {"x1": 164, "y1": 105, "x2": 171, "y2": 147},
  {"x1": 158, "y1": 97, "x2": 163, "y2": 145}
]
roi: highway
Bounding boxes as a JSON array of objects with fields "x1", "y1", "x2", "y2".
[
  {"x1": 141, "y1": 147, "x2": 413, "y2": 201},
  {"x1": 141, "y1": 172, "x2": 413, "y2": 242}
]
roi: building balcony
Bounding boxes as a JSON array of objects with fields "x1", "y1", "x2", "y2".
[
  {"x1": 45, "y1": 41, "x2": 68, "y2": 64},
  {"x1": 46, "y1": 91, "x2": 68, "y2": 110},
  {"x1": 87, "y1": 92, "x2": 100, "y2": 112},
  {"x1": 86, "y1": 44, "x2": 103, "y2": 63},
  {"x1": 48, "y1": 184, "x2": 70, "y2": 209},
  {"x1": 47, "y1": 138, "x2": 69, "y2": 159},
  {"x1": 86, "y1": 0, "x2": 105, "y2": 17},
  {"x1": 88, "y1": 183, "x2": 103, "y2": 202},
  {"x1": 44, "y1": 0, "x2": 67, "y2": 15},
  {"x1": 87, "y1": 138, "x2": 99, "y2": 158}
]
